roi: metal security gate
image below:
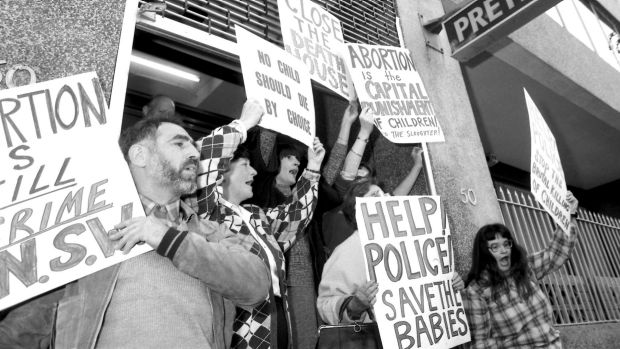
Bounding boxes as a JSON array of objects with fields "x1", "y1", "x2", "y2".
[
  {"x1": 138, "y1": 0, "x2": 400, "y2": 47},
  {"x1": 495, "y1": 183, "x2": 620, "y2": 325}
]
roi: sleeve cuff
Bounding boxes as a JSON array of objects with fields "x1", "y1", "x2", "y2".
[
  {"x1": 156, "y1": 228, "x2": 189, "y2": 260},
  {"x1": 302, "y1": 169, "x2": 321, "y2": 182},
  {"x1": 230, "y1": 120, "x2": 248, "y2": 143}
]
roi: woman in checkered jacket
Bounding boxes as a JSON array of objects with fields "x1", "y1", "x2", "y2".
[
  {"x1": 193, "y1": 100, "x2": 326, "y2": 349},
  {"x1": 462, "y1": 192, "x2": 579, "y2": 348}
]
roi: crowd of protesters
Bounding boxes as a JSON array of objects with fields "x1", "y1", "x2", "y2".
[{"x1": 0, "y1": 95, "x2": 580, "y2": 349}]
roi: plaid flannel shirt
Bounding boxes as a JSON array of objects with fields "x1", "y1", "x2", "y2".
[
  {"x1": 463, "y1": 224, "x2": 577, "y2": 349},
  {"x1": 193, "y1": 121, "x2": 319, "y2": 349}
]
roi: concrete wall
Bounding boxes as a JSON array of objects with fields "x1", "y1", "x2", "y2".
[
  {"x1": 395, "y1": 1, "x2": 620, "y2": 348},
  {"x1": 395, "y1": 0, "x2": 504, "y2": 276},
  {"x1": 559, "y1": 322, "x2": 620, "y2": 348},
  {"x1": 0, "y1": 0, "x2": 126, "y2": 100}
]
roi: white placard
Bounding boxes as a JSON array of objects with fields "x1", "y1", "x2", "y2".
[
  {"x1": 236, "y1": 26, "x2": 315, "y2": 147},
  {"x1": 356, "y1": 196, "x2": 470, "y2": 349},
  {"x1": 527, "y1": 88, "x2": 570, "y2": 233},
  {"x1": 0, "y1": 72, "x2": 148, "y2": 311},
  {"x1": 277, "y1": 0, "x2": 352, "y2": 100},
  {"x1": 342, "y1": 44, "x2": 445, "y2": 144}
]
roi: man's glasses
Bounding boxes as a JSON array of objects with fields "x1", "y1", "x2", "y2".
[{"x1": 488, "y1": 240, "x2": 512, "y2": 253}]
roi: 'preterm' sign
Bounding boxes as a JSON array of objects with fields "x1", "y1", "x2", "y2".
[
  {"x1": 443, "y1": 0, "x2": 562, "y2": 61},
  {"x1": 356, "y1": 196, "x2": 470, "y2": 349}
]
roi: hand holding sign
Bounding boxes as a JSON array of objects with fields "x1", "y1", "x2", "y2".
[
  {"x1": 341, "y1": 101, "x2": 361, "y2": 127},
  {"x1": 566, "y1": 191, "x2": 578, "y2": 216},
  {"x1": 451, "y1": 273, "x2": 464, "y2": 292},
  {"x1": 110, "y1": 216, "x2": 168, "y2": 254},
  {"x1": 348, "y1": 280, "x2": 379, "y2": 319},
  {"x1": 411, "y1": 146, "x2": 423, "y2": 164},
  {"x1": 359, "y1": 107, "x2": 375, "y2": 138},
  {"x1": 307, "y1": 137, "x2": 326, "y2": 171},
  {"x1": 239, "y1": 99, "x2": 265, "y2": 130}
]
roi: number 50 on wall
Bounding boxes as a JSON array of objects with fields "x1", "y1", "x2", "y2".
[{"x1": 460, "y1": 188, "x2": 477, "y2": 206}]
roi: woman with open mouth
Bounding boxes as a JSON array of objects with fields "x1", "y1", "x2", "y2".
[{"x1": 461, "y1": 191, "x2": 580, "y2": 348}]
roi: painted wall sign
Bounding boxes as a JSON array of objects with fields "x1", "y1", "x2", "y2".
[
  {"x1": 356, "y1": 196, "x2": 470, "y2": 349},
  {"x1": 443, "y1": 0, "x2": 562, "y2": 61},
  {"x1": 0, "y1": 72, "x2": 148, "y2": 311}
]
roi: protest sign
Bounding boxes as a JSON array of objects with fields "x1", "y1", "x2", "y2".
[
  {"x1": 236, "y1": 26, "x2": 315, "y2": 147},
  {"x1": 0, "y1": 72, "x2": 148, "y2": 311},
  {"x1": 342, "y1": 44, "x2": 445, "y2": 144},
  {"x1": 278, "y1": 0, "x2": 352, "y2": 99},
  {"x1": 356, "y1": 196, "x2": 470, "y2": 349},
  {"x1": 526, "y1": 88, "x2": 571, "y2": 233}
]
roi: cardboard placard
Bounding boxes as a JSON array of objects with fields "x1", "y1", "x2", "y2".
[
  {"x1": 278, "y1": 0, "x2": 352, "y2": 99},
  {"x1": 342, "y1": 44, "x2": 445, "y2": 144},
  {"x1": 356, "y1": 196, "x2": 470, "y2": 349},
  {"x1": 526, "y1": 88, "x2": 570, "y2": 233},
  {"x1": 0, "y1": 72, "x2": 148, "y2": 311},
  {"x1": 236, "y1": 26, "x2": 316, "y2": 147}
]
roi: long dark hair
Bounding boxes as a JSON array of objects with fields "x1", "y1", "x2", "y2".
[
  {"x1": 465, "y1": 223, "x2": 533, "y2": 300},
  {"x1": 342, "y1": 177, "x2": 379, "y2": 229}
]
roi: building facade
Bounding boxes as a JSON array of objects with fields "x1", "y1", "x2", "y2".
[{"x1": 2, "y1": 0, "x2": 620, "y2": 347}]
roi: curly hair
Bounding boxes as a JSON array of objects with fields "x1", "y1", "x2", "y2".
[
  {"x1": 341, "y1": 177, "x2": 380, "y2": 230},
  {"x1": 465, "y1": 223, "x2": 533, "y2": 300},
  {"x1": 118, "y1": 116, "x2": 185, "y2": 162}
]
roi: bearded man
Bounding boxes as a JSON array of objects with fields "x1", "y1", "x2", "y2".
[
  {"x1": 0, "y1": 113, "x2": 270, "y2": 349},
  {"x1": 51, "y1": 116, "x2": 270, "y2": 349}
]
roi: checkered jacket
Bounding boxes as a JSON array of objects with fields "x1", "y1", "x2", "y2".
[
  {"x1": 462, "y1": 224, "x2": 577, "y2": 348},
  {"x1": 193, "y1": 121, "x2": 319, "y2": 349}
]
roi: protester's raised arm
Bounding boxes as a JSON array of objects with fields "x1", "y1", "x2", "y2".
[
  {"x1": 193, "y1": 100, "x2": 264, "y2": 218},
  {"x1": 340, "y1": 107, "x2": 374, "y2": 180},
  {"x1": 263, "y1": 138, "x2": 324, "y2": 251},
  {"x1": 392, "y1": 146, "x2": 423, "y2": 196},
  {"x1": 529, "y1": 191, "x2": 579, "y2": 279},
  {"x1": 323, "y1": 102, "x2": 359, "y2": 184}
]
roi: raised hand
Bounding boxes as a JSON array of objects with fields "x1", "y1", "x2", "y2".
[
  {"x1": 347, "y1": 280, "x2": 379, "y2": 319},
  {"x1": 307, "y1": 137, "x2": 326, "y2": 171},
  {"x1": 358, "y1": 107, "x2": 375, "y2": 138},
  {"x1": 566, "y1": 191, "x2": 579, "y2": 215},
  {"x1": 341, "y1": 101, "x2": 360, "y2": 126},
  {"x1": 411, "y1": 146, "x2": 423, "y2": 166},
  {"x1": 239, "y1": 99, "x2": 265, "y2": 130}
]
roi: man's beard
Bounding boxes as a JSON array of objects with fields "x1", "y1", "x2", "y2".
[{"x1": 155, "y1": 157, "x2": 198, "y2": 195}]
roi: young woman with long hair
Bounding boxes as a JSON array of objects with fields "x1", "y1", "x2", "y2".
[{"x1": 462, "y1": 192, "x2": 579, "y2": 348}]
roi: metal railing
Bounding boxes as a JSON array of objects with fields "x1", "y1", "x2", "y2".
[
  {"x1": 495, "y1": 183, "x2": 620, "y2": 325},
  {"x1": 138, "y1": 0, "x2": 400, "y2": 47}
]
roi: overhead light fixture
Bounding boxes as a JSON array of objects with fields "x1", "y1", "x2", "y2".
[{"x1": 130, "y1": 54, "x2": 200, "y2": 82}]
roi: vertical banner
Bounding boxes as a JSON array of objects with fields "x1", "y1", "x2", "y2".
[
  {"x1": 342, "y1": 44, "x2": 445, "y2": 144},
  {"x1": 356, "y1": 196, "x2": 470, "y2": 349},
  {"x1": 0, "y1": 72, "x2": 149, "y2": 311},
  {"x1": 236, "y1": 26, "x2": 315, "y2": 147},
  {"x1": 277, "y1": 0, "x2": 352, "y2": 100},
  {"x1": 526, "y1": 89, "x2": 570, "y2": 233}
]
